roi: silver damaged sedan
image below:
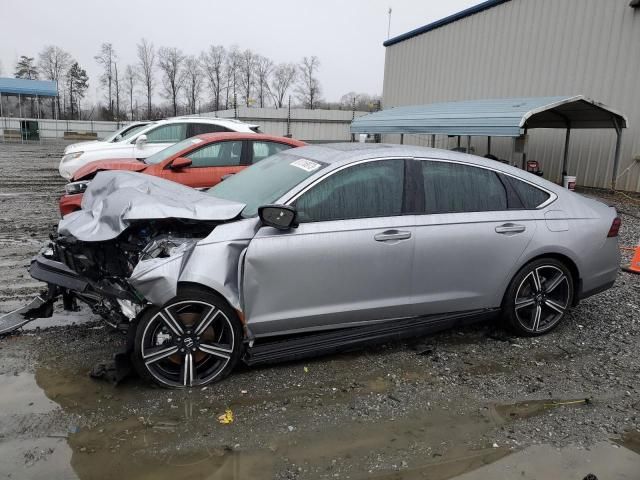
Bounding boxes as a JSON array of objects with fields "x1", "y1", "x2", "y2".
[{"x1": 29, "y1": 144, "x2": 621, "y2": 388}]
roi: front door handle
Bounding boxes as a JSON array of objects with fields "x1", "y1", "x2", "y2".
[
  {"x1": 374, "y1": 230, "x2": 412, "y2": 242},
  {"x1": 495, "y1": 223, "x2": 526, "y2": 234}
]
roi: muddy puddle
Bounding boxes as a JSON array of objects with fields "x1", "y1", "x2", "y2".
[{"x1": 0, "y1": 363, "x2": 639, "y2": 480}]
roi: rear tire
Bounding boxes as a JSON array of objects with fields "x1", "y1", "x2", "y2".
[
  {"x1": 132, "y1": 286, "x2": 244, "y2": 389},
  {"x1": 502, "y1": 258, "x2": 574, "y2": 336}
]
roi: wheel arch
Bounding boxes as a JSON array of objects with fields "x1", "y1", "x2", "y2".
[
  {"x1": 503, "y1": 252, "x2": 581, "y2": 307},
  {"x1": 177, "y1": 281, "x2": 247, "y2": 327}
]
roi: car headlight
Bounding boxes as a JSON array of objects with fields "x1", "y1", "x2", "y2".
[
  {"x1": 64, "y1": 180, "x2": 90, "y2": 195},
  {"x1": 61, "y1": 151, "x2": 83, "y2": 163},
  {"x1": 139, "y1": 236, "x2": 197, "y2": 261}
]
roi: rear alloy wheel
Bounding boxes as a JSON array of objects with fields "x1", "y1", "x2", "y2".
[
  {"x1": 503, "y1": 259, "x2": 574, "y2": 336},
  {"x1": 133, "y1": 287, "x2": 243, "y2": 388}
]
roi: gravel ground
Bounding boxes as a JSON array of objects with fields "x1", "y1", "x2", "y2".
[{"x1": 0, "y1": 142, "x2": 639, "y2": 480}]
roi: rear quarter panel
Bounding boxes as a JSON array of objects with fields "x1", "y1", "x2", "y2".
[{"x1": 518, "y1": 191, "x2": 619, "y2": 298}]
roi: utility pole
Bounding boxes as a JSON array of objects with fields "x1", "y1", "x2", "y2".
[{"x1": 387, "y1": 7, "x2": 392, "y2": 39}]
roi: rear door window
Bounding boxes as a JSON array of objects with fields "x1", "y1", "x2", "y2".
[
  {"x1": 145, "y1": 123, "x2": 187, "y2": 143},
  {"x1": 420, "y1": 161, "x2": 507, "y2": 214},
  {"x1": 188, "y1": 123, "x2": 231, "y2": 136},
  {"x1": 251, "y1": 141, "x2": 294, "y2": 164}
]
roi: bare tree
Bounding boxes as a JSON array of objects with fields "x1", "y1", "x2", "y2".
[
  {"x1": 201, "y1": 45, "x2": 226, "y2": 111},
  {"x1": 158, "y1": 47, "x2": 185, "y2": 116},
  {"x1": 339, "y1": 91, "x2": 381, "y2": 111},
  {"x1": 239, "y1": 49, "x2": 256, "y2": 107},
  {"x1": 38, "y1": 45, "x2": 71, "y2": 117},
  {"x1": 182, "y1": 56, "x2": 203, "y2": 114},
  {"x1": 224, "y1": 46, "x2": 241, "y2": 109},
  {"x1": 136, "y1": 38, "x2": 156, "y2": 119},
  {"x1": 94, "y1": 43, "x2": 117, "y2": 117},
  {"x1": 254, "y1": 55, "x2": 273, "y2": 108},
  {"x1": 123, "y1": 65, "x2": 137, "y2": 120},
  {"x1": 113, "y1": 63, "x2": 121, "y2": 120},
  {"x1": 270, "y1": 63, "x2": 297, "y2": 108},
  {"x1": 295, "y1": 56, "x2": 321, "y2": 110}
]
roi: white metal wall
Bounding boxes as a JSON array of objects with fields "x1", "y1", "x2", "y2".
[
  {"x1": 383, "y1": 0, "x2": 640, "y2": 191},
  {"x1": 199, "y1": 107, "x2": 369, "y2": 143},
  {"x1": 0, "y1": 117, "x2": 124, "y2": 140}
]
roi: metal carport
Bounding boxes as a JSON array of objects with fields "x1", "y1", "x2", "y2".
[
  {"x1": 0, "y1": 78, "x2": 58, "y2": 141},
  {"x1": 350, "y1": 96, "x2": 628, "y2": 190}
]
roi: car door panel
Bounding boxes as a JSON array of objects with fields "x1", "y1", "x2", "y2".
[
  {"x1": 411, "y1": 156, "x2": 539, "y2": 315},
  {"x1": 161, "y1": 165, "x2": 244, "y2": 189},
  {"x1": 160, "y1": 140, "x2": 245, "y2": 188},
  {"x1": 411, "y1": 210, "x2": 536, "y2": 315},
  {"x1": 135, "y1": 143, "x2": 171, "y2": 159},
  {"x1": 243, "y1": 217, "x2": 415, "y2": 337}
]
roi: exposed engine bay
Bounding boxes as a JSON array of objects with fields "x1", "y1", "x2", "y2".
[{"x1": 30, "y1": 219, "x2": 216, "y2": 329}]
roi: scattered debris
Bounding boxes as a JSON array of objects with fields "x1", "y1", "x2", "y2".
[{"x1": 218, "y1": 408, "x2": 234, "y2": 424}]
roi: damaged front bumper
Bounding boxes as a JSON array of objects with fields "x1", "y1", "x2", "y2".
[{"x1": 20, "y1": 248, "x2": 143, "y2": 331}]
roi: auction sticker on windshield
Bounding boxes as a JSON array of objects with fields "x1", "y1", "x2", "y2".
[{"x1": 290, "y1": 159, "x2": 321, "y2": 172}]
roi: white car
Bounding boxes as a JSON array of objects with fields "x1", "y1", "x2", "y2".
[
  {"x1": 58, "y1": 117, "x2": 259, "y2": 180},
  {"x1": 62, "y1": 122, "x2": 150, "y2": 155}
]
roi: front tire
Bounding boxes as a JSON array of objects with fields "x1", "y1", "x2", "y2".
[
  {"x1": 132, "y1": 286, "x2": 243, "y2": 388},
  {"x1": 502, "y1": 258, "x2": 574, "y2": 336}
]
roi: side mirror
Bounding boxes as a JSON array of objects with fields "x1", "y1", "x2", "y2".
[
  {"x1": 258, "y1": 204, "x2": 297, "y2": 231},
  {"x1": 170, "y1": 157, "x2": 192, "y2": 169},
  {"x1": 135, "y1": 134, "x2": 147, "y2": 147}
]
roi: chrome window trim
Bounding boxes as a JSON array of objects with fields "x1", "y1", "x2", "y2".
[{"x1": 413, "y1": 156, "x2": 557, "y2": 210}]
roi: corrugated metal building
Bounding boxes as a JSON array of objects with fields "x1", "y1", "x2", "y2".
[{"x1": 382, "y1": 0, "x2": 640, "y2": 191}]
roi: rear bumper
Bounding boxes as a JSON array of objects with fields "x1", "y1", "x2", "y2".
[
  {"x1": 578, "y1": 279, "x2": 616, "y2": 301},
  {"x1": 59, "y1": 193, "x2": 83, "y2": 217}
]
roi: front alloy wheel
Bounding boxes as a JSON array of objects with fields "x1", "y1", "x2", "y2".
[
  {"x1": 504, "y1": 259, "x2": 574, "y2": 336},
  {"x1": 133, "y1": 287, "x2": 243, "y2": 388}
]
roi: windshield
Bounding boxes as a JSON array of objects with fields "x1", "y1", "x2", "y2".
[
  {"x1": 143, "y1": 137, "x2": 204, "y2": 165},
  {"x1": 104, "y1": 123, "x2": 144, "y2": 142},
  {"x1": 208, "y1": 152, "x2": 328, "y2": 217},
  {"x1": 120, "y1": 122, "x2": 156, "y2": 142}
]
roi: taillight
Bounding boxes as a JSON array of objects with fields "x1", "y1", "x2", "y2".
[{"x1": 607, "y1": 217, "x2": 621, "y2": 237}]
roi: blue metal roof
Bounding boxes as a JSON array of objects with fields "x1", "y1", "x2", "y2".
[
  {"x1": 350, "y1": 96, "x2": 628, "y2": 137},
  {"x1": 384, "y1": 0, "x2": 511, "y2": 47},
  {"x1": 0, "y1": 78, "x2": 58, "y2": 97}
]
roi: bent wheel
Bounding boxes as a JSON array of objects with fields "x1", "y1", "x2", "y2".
[
  {"x1": 503, "y1": 259, "x2": 574, "y2": 336},
  {"x1": 133, "y1": 287, "x2": 243, "y2": 388}
]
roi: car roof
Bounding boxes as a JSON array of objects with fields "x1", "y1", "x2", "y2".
[
  {"x1": 288, "y1": 143, "x2": 565, "y2": 194},
  {"x1": 160, "y1": 116, "x2": 259, "y2": 128},
  {"x1": 192, "y1": 132, "x2": 306, "y2": 145}
]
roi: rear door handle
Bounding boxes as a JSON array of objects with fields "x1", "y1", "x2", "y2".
[
  {"x1": 495, "y1": 223, "x2": 526, "y2": 234},
  {"x1": 374, "y1": 230, "x2": 412, "y2": 242}
]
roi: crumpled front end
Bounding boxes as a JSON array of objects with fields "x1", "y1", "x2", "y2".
[{"x1": 129, "y1": 218, "x2": 260, "y2": 312}]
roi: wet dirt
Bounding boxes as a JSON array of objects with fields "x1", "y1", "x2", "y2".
[{"x1": 1, "y1": 143, "x2": 640, "y2": 479}]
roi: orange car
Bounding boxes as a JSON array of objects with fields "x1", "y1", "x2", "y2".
[{"x1": 59, "y1": 132, "x2": 306, "y2": 216}]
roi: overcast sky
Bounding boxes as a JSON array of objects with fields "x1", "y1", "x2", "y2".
[{"x1": 1, "y1": 0, "x2": 478, "y2": 105}]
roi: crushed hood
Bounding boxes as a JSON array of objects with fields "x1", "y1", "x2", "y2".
[
  {"x1": 72, "y1": 158, "x2": 147, "y2": 180},
  {"x1": 58, "y1": 171, "x2": 246, "y2": 241}
]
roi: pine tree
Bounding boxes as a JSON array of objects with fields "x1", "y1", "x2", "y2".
[{"x1": 66, "y1": 62, "x2": 89, "y2": 119}]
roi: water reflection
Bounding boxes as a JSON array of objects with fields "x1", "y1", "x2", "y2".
[{"x1": 0, "y1": 366, "x2": 637, "y2": 479}]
